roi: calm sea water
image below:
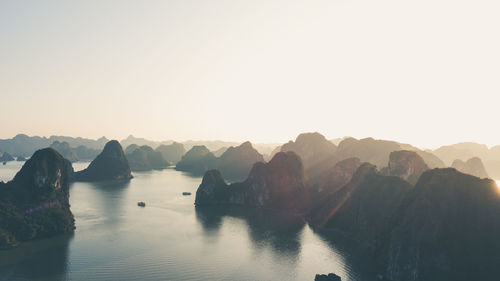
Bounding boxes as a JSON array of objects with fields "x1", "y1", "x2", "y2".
[{"x1": 0, "y1": 161, "x2": 377, "y2": 281}]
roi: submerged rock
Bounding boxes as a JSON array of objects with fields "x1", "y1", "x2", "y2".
[
  {"x1": 314, "y1": 273, "x2": 342, "y2": 281},
  {"x1": 73, "y1": 140, "x2": 132, "y2": 182}
]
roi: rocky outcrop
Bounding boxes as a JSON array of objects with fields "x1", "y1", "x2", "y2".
[
  {"x1": 126, "y1": 145, "x2": 168, "y2": 171},
  {"x1": 155, "y1": 142, "x2": 185, "y2": 165},
  {"x1": 0, "y1": 148, "x2": 75, "y2": 248},
  {"x1": 281, "y1": 132, "x2": 337, "y2": 171},
  {"x1": 381, "y1": 150, "x2": 429, "y2": 185},
  {"x1": 310, "y1": 164, "x2": 412, "y2": 244},
  {"x1": 0, "y1": 152, "x2": 14, "y2": 162},
  {"x1": 73, "y1": 140, "x2": 132, "y2": 182},
  {"x1": 50, "y1": 141, "x2": 79, "y2": 162},
  {"x1": 314, "y1": 273, "x2": 341, "y2": 281},
  {"x1": 451, "y1": 157, "x2": 489, "y2": 178},
  {"x1": 216, "y1": 141, "x2": 264, "y2": 182},
  {"x1": 195, "y1": 152, "x2": 308, "y2": 212},
  {"x1": 377, "y1": 168, "x2": 500, "y2": 281},
  {"x1": 175, "y1": 145, "x2": 217, "y2": 176}
]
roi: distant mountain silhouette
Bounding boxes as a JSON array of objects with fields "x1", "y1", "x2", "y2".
[
  {"x1": 281, "y1": 132, "x2": 337, "y2": 171},
  {"x1": 0, "y1": 134, "x2": 108, "y2": 158},
  {"x1": 451, "y1": 157, "x2": 489, "y2": 178},
  {"x1": 50, "y1": 141, "x2": 79, "y2": 162},
  {"x1": 216, "y1": 141, "x2": 264, "y2": 182},
  {"x1": 125, "y1": 145, "x2": 169, "y2": 171},
  {"x1": 0, "y1": 152, "x2": 14, "y2": 162},
  {"x1": 176, "y1": 142, "x2": 264, "y2": 181},
  {"x1": 155, "y1": 142, "x2": 186, "y2": 165}
]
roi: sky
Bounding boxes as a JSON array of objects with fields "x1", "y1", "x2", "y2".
[{"x1": 1, "y1": 0, "x2": 499, "y2": 149}]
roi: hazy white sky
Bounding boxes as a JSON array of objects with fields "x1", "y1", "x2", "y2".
[{"x1": 1, "y1": 0, "x2": 499, "y2": 149}]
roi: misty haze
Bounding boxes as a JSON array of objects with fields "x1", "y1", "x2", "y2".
[{"x1": 1, "y1": 1, "x2": 500, "y2": 281}]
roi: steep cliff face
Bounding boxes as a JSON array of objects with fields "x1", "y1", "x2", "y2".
[
  {"x1": 195, "y1": 152, "x2": 308, "y2": 212},
  {"x1": 0, "y1": 148, "x2": 75, "y2": 248},
  {"x1": 126, "y1": 145, "x2": 168, "y2": 171},
  {"x1": 310, "y1": 164, "x2": 412, "y2": 244},
  {"x1": 175, "y1": 145, "x2": 217, "y2": 176},
  {"x1": 451, "y1": 157, "x2": 489, "y2": 178},
  {"x1": 73, "y1": 140, "x2": 132, "y2": 182},
  {"x1": 216, "y1": 141, "x2": 264, "y2": 182},
  {"x1": 381, "y1": 150, "x2": 429, "y2": 185},
  {"x1": 378, "y1": 168, "x2": 500, "y2": 281},
  {"x1": 155, "y1": 142, "x2": 185, "y2": 165}
]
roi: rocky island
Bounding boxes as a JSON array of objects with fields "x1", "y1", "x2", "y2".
[
  {"x1": 195, "y1": 151, "x2": 308, "y2": 212},
  {"x1": 73, "y1": 140, "x2": 132, "y2": 182},
  {"x1": 0, "y1": 148, "x2": 75, "y2": 248}
]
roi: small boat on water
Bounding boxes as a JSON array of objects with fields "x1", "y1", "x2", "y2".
[
  {"x1": 2, "y1": 162, "x2": 6, "y2": 165},
  {"x1": 137, "y1": 201, "x2": 146, "y2": 207},
  {"x1": 182, "y1": 192, "x2": 191, "y2": 196}
]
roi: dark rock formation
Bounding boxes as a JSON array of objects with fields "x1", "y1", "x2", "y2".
[
  {"x1": 281, "y1": 132, "x2": 337, "y2": 171},
  {"x1": 0, "y1": 148, "x2": 75, "y2": 248},
  {"x1": 0, "y1": 152, "x2": 14, "y2": 162},
  {"x1": 216, "y1": 141, "x2": 264, "y2": 182},
  {"x1": 195, "y1": 152, "x2": 308, "y2": 212},
  {"x1": 381, "y1": 150, "x2": 429, "y2": 185},
  {"x1": 73, "y1": 140, "x2": 132, "y2": 182},
  {"x1": 314, "y1": 273, "x2": 342, "y2": 281},
  {"x1": 126, "y1": 145, "x2": 169, "y2": 171},
  {"x1": 50, "y1": 141, "x2": 79, "y2": 162},
  {"x1": 155, "y1": 142, "x2": 186, "y2": 165},
  {"x1": 175, "y1": 145, "x2": 217, "y2": 176},
  {"x1": 377, "y1": 168, "x2": 500, "y2": 281},
  {"x1": 451, "y1": 157, "x2": 489, "y2": 178},
  {"x1": 310, "y1": 164, "x2": 412, "y2": 244}
]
